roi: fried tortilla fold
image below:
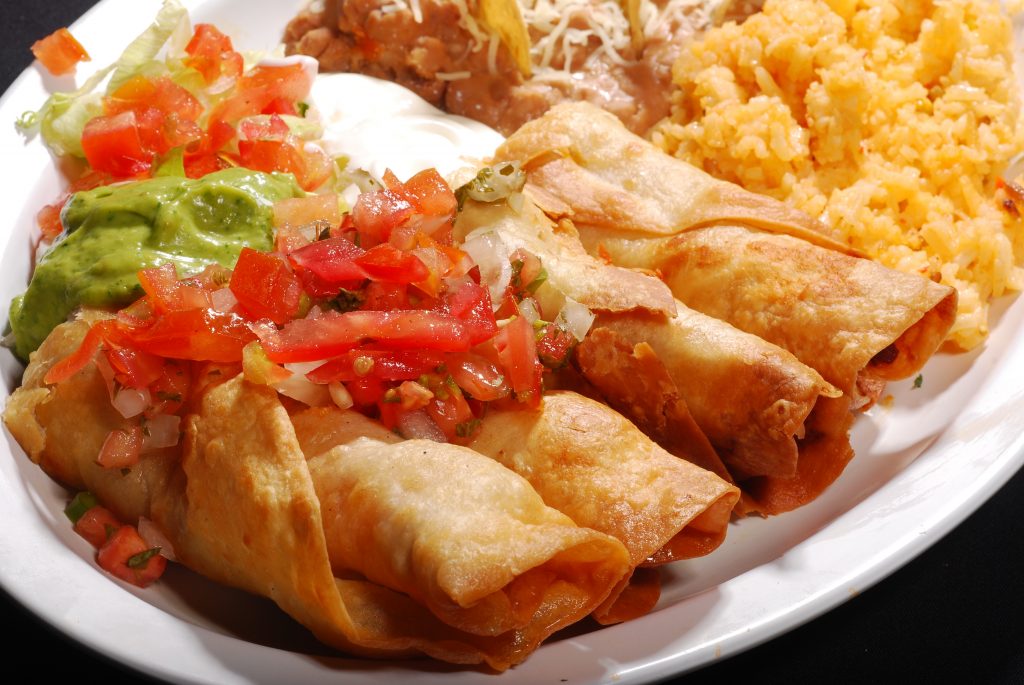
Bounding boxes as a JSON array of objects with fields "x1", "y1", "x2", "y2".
[
  {"x1": 307, "y1": 433, "x2": 631, "y2": 638},
  {"x1": 4, "y1": 316, "x2": 632, "y2": 670},
  {"x1": 494, "y1": 102, "x2": 957, "y2": 404},
  {"x1": 468, "y1": 391, "x2": 739, "y2": 623},
  {"x1": 453, "y1": 196, "x2": 849, "y2": 514}
]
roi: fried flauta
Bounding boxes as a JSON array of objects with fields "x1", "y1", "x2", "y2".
[
  {"x1": 4, "y1": 316, "x2": 631, "y2": 670},
  {"x1": 494, "y1": 102, "x2": 957, "y2": 404},
  {"x1": 454, "y1": 194, "x2": 849, "y2": 514},
  {"x1": 469, "y1": 391, "x2": 739, "y2": 623}
]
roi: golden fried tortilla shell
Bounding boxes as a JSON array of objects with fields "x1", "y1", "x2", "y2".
[
  {"x1": 496, "y1": 102, "x2": 957, "y2": 401},
  {"x1": 309, "y1": 435, "x2": 631, "y2": 637},
  {"x1": 469, "y1": 390, "x2": 738, "y2": 623},
  {"x1": 495, "y1": 102, "x2": 841, "y2": 250},
  {"x1": 578, "y1": 309, "x2": 840, "y2": 482},
  {"x1": 631, "y1": 226, "x2": 958, "y2": 398}
]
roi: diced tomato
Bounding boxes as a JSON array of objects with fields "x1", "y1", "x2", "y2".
[
  {"x1": 183, "y1": 121, "x2": 235, "y2": 179},
  {"x1": 126, "y1": 308, "x2": 256, "y2": 362},
  {"x1": 105, "y1": 346, "x2": 165, "y2": 389},
  {"x1": 185, "y1": 24, "x2": 243, "y2": 85},
  {"x1": 183, "y1": 151, "x2": 230, "y2": 179},
  {"x1": 74, "y1": 506, "x2": 122, "y2": 548},
  {"x1": 288, "y1": 237, "x2": 367, "y2": 296},
  {"x1": 229, "y1": 248, "x2": 303, "y2": 324},
  {"x1": 256, "y1": 310, "x2": 469, "y2": 363},
  {"x1": 355, "y1": 243, "x2": 429, "y2": 284},
  {"x1": 535, "y1": 322, "x2": 576, "y2": 368},
  {"x1": 97, "y1": 525, "x2": 167, "y2": 587},
  {"x1": 148, "y1": 360, "x2": 190, "y2": 415},
  {"x1": 31, "y1": 28, "x2": 90, "y2": 75},
  {"x1": 346, "y1": 376, "x2": 386, "y2": 407},
  {"x1": 492, "y1": 314, "x2": 543, "y2": 407},
  {"x1": 275, "y1": 223, "x2": 313, "y2": 254},
  {"x1": 376, "y1": 400, "x2": 402, "y2": 430},
  {"x1": 36, "y1": 202, "x2": 64, "y2": 241},
  {"x1": 238, "y1": 114, "x2": 291, "y2": 141},
  {"x1": 352, "y1": 188, "x2": 414, "y2": 246},
  {"x1": 81, "y1": 111, "x2": 151, "y2": 178},
  {"x1": 238, "y1": 138, "x2": 305, "y2": 176},
  {"x1": 443, "y1": 280, "x2": 498, "y2": 344},
  {"x1": 43, "y1": 324, "x2": 105, "y2": 385},
  {"x1": 262, "y1": 97, "x2": 298, "y2": 116},
  {"x1": 296, "y1": 144, "x2": 334, "y2": 191},
  {"x1": 107, "y1": 75, "x2": 203, "y2": 124},
  {"x1": 138, "y1": 263, "x2": 194, "y2": 314},
  {"x1": 235, "y1": 137, "x2": 331, "y2": 191},
  {"x1": 208, "y1": 61, "x2": 314, "y2": 126},
  {"x1": 138, "y1": 264, "x2": 211, "y2": 313},
  {"x1": 427, "y1": 380, "x2": 474, "y2": 440},
  {"x1": 362, "y1": 281, "x2": 409, "y2": 311},
  {"x1": 307, "y1": 349, "x2": 446, "y2": 383},
  {"x1": 96, "y1": 426, "x2": 145, "y2": 469},
  {"x1": 403, "y1": 168, "x2": 458, "y2": 218}
]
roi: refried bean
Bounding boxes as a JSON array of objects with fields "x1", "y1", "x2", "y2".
[{"x1": 283, "y1": 0, "x2": 727, "y2": 136}]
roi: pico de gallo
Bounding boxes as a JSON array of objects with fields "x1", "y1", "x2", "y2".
[
  {"x1": 43, "y1": 165, "x2": 574, "y2": 454},
  {"x1": 14, "y1": 6, "x2": 589, "y2": 590}
]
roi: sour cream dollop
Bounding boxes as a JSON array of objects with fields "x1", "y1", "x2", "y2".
[{"x1": 309, "y1": 74, "x2": 505, "y2": 183}]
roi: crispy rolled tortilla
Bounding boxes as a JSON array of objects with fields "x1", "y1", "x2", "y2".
[
  {"x1": 308, "y1": 434, "x2": 631, "y2": 637},
  {"x1": 4, "y1": 316, "x2": 631, "y2": 670},
  {"x1": 576, "y1": 311, "x2": 842, "y2": 483},
  {"x1": 454, "y1": 195, "x2": 849, "y2": 513},
  {"x1": 469, "y1": 391, "x2": 739, "y2": 623},
  {"x1": 494, "y1": 102, "x2": 957, "y2": 403},
  {"x1": 575, "y1": 311, "x2": 854, "y2": 516}
]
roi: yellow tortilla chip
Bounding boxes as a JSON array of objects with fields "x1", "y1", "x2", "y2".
[{"x1": 478, "y1": 0, "x2": 533, "y2": 78}]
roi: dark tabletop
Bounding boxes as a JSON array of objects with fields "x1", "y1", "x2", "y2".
[{"x1": 2, "y1": 2, "x2": 1023, "y2": 683}]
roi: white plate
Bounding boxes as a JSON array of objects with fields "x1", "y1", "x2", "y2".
[{"x1": 2, "y1": 1, "x2": 1024, "y2": 683}]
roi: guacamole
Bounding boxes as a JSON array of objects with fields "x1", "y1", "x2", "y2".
[{"x1": 9, "y1": 168, "x2": 303, "y2": 360}]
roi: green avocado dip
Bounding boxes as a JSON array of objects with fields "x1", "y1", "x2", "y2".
[{"x1": 8, "y1": 168, "x2": 303, "y2": 360}]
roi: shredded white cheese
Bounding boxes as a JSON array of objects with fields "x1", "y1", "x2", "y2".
[{"x1": 379, "y1": 0, "x2": 716, "y2": 78}]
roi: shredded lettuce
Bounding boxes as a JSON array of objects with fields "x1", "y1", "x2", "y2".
[{"x1": 16, "y1": 0, "x2": 190, "y2": 158}]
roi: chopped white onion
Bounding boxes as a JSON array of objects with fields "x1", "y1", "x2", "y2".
[
  {"x1": 210, "y1": 287, "x2": 238, "y2": 313},
  {"x1": 517, "y1": 297, "x2": 541, "y2": 325},
  {"x1": 137, "y1": 517, "x2": 177, "y2": 562},
  {"x1": 557, "y1": 297, "x2": 596, "y2": 342},
  {"x1": 397, "y1": 409, "x2": 447, "y2": 442},
  {"x1": 328, "y1": 382, "x2": 354, "y2": 410},
  {"x1": 112, "y1": 387, "x2": 151, "y2": 419},
  {"x1": 461, "y1": 231, "x2": 511, "y2": 309},
  {"x1": 142, "y1": 414, "x2": 181, "y2": 451},
  {"x1": 274, "y1": 374, "x2": 332, "y2": 406}
]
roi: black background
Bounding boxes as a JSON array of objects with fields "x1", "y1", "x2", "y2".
[{"x1": 1, "y1": 1, "x2": 1022, "y2": 683}]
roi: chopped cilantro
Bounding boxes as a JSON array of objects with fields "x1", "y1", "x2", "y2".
[
  {"x1": 64, "y1": 491, "x2": 99, "y2": 524},
  {"x1": 127, "y1": 547, "x2": 162, "y2": 569}
]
